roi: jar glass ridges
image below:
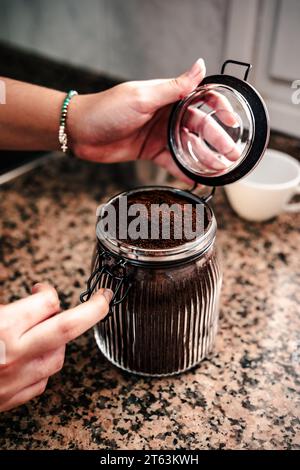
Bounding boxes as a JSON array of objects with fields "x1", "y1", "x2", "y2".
[{"x1": 92, "y1": 186, "x2": 222, "y2": 376}]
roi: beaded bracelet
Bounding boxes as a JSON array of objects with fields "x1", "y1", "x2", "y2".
[{"x1": 58, "y1": 90, "x2": 78, "y2": 153}]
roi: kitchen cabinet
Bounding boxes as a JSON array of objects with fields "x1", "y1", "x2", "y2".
[{"x1": 224, "y1": 0, "x2": 300, "y2": 137}]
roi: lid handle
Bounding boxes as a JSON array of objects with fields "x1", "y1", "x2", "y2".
[{"x1": 221, "y1": 59, "x2": 252, "y2": 81}]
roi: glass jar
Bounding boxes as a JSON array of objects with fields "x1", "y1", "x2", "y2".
[
  {"x1": 81, "y1": 60, "x2": 269, "y2": 377},
  {"x1": 88, "y1": 186, "x2": 221, "y2": 376}
]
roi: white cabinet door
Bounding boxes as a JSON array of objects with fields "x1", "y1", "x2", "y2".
[{"x1": 224, "y1": 0, "x2": 300, "y2": 137}]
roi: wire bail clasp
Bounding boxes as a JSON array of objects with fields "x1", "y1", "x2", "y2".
[{"x1": 80, "y1": 247, "x2": 132, "y2": 320}]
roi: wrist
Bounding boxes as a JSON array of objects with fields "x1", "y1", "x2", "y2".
[{"x1": 66, "y1": 93, "x2": 92, "y2": 159}]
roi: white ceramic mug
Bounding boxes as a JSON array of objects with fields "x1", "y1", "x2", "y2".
[{"x1": 225, "y1": 149, "x2": 300, "y2": 221}]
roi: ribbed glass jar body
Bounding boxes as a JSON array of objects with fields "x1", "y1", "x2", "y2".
[
  {"x1": 90, "y1": 186, "x2": 222, "y2": 377},
  {"x1": 94, "y1": 241, "x2": 222, "y2": 376}
]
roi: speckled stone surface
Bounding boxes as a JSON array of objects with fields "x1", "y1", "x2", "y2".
[{"x1": 0, "y1": 147, "x2": 299, "y2": 450}]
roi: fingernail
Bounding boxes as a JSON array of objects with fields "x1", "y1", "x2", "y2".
[
  {"x1": 32, "y1": 282, "x2": 42, "y2": 293},
  {"x1": 188, "y1": 58, "x2": 205, "y2": 78},
  {"x1": 103, "y1": 288, "x2": 113, "y2": 303},
  {"x1": 212, "y1": 159, "x2": 227, "y2": 170},
  {"x1": 231, "y1": 121, "x2": 240, "y2": 128}
]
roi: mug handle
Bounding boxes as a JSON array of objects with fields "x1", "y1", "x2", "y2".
[{"x1": 284, "y1": 185, "x2": 300, "y2": 212}]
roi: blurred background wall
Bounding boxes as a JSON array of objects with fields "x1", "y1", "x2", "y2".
[
  {"x1": 0, "y1": 0, "x2": 299, "y2": 136},
  {"x1": 0, "y1": 0, "x2": 228, "y2": 79}
]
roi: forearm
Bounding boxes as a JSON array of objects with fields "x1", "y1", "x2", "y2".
[{"x1": 0, "y1": 77, "x2": 65, "y2": 151}]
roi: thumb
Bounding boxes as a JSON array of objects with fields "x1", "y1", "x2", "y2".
[
  {"x1": 19, "y1": 287, "x2": 115, "y2": 356},
  {"x1": 92, "y1": 288, "x2": 114, "y2": 319},
  {"x1": 148, "y1": 58, "x2": 206, "y2": 110}
]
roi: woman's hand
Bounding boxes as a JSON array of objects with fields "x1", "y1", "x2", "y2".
[
  {"x1": 68, "y1": 59, "x2": 207, "y2": 182},
  {"x1": 1, "y1": 60, "x2": 240, "y2": 180},
  {"x1": 0, "y1": 283, "x2": 112, "y2": 412}
]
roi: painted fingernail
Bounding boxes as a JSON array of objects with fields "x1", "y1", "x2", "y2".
[
  {"x1": 211, "y1": 157, "x2": 227, "y2": 170},
  {"x1": 213, "y1": 162, "x2": 226, "y2": 170},
  {"x1": 188, "y1": 58, "x2": 205, "y2": 78},
  {"x1": 231, "y1": 121, "x2": 240, "y2": 128},
  {"x1": 103, "y1": 289, "x2": 114, "y2": 303},
  {"x1": 32, "y1": 282, "x2": 42, "y2": 293}
]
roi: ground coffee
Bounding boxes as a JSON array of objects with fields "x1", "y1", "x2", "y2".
[{"x1": 110, "y1": 189, "x2": 208, "y2": 249}]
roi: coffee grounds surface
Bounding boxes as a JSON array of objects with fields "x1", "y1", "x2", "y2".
[{"x1": 109, "y1": 189, "x2": 208, "y2": 249}]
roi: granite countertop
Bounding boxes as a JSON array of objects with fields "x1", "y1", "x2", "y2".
[
  {"x1": 0, "y1": 151, "x2": 299, "y2": 450},
  {"x1": 0, "y1": 42, "x2": 299, "y2": 450}
]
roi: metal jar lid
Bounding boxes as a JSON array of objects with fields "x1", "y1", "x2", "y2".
[{"x1": 168, "y1": 60, "x2": 270, "y2": 186}]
